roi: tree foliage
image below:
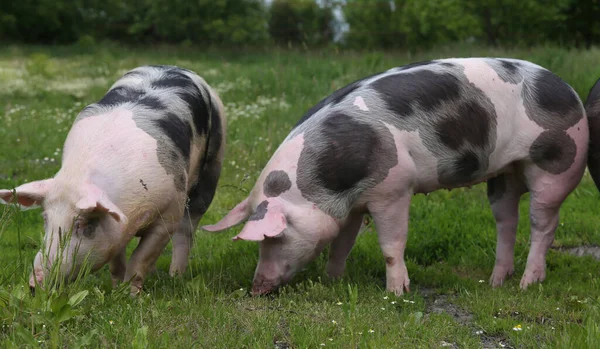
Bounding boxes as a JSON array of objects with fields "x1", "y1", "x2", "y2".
[
  {"x1": 269, "y1": 0, "x2": 335, "y2": 46},
  {"x1": 1, "y1": 0, "x2": 600, "y2": 50}
]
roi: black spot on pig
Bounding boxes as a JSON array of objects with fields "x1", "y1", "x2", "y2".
[
  {"x1": 372, "y1": 70, "x2": 461, "y2": 116},
  {"x1": 138, "y1": 95, "x2": 166, "y2": 110},
  {"x1": 97, "y1": 86, "x2": 144, "y2": 107},
  {"x1": 264, "y1": 171, "x2": 292, "y2": 197},
  {"x1": 187, "y1": 92, "x2": 224, "y2": 218},
  {"x1": 152, "y1": 71, "x2": 195, "y2": 90},
  {"x1": 529, "y1": 130, "x2": 577, "y2": 174},
  {"x1": 438, "y1": 151, "x2": 480, "y2": 186},
  {"x1": 154, "y1": 113, "x2": 193, "y2": 161},
  {"x1": 523, "y1": 70, "x2": 583, "y2": 130},
  {"x1": 313, "y1": 114, "x2": 375, "y2": 192},
  {"x1": 297, "y1": 113, "x2": 398, "y2": 218},
  {"x1": 178, "y1": 88, "x2": 209, "y2": 136},
  {"x1": 75, "y1": 218, "x2": 98, "y2": 239},
  {"x1": 499, "y1": 59, "x2": 519, "y2": 74},
  {"x1": 487, "y1": 174, "x2": 506, "y2": 203},
  {"x1": 435, "y1": 101, "x2": 495, "y2": 150},
  {"x1": 249, "y1": 200, "x2": 269, "y2": 221},
  {"x1": 486, "y1": 59, "x2": 523, "y2": 84}
]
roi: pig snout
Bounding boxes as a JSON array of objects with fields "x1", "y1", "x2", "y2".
[
  {"x1": 29, "y1": 268, "x2": 44, "y2": 290},
  {"x1": 250, "y1": 274, "x2": 282, "y2": 296},
  {"x1": 29, "y1": 251, "x2": 45, "y2": 289}
]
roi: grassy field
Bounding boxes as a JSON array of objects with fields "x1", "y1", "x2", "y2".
[{"x1": 1, "y1": 43, "x2": 600, "y2": 348}]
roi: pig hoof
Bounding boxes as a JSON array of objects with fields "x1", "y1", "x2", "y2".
[
  {"x1": 489, "y1": 265, "x2": 514, "y2": 287},
  {"x1": 130, "y1": 285, "x2": 143, "y2": 297},
  {"x1": 326, "y1": 263, "x2": 346, "y2": 279},
  {"x1": 387, "y1": 278, "x2": 410, "y2": 296},
  {"x1": 519, "y1": 268, "x2": 546, "y2": 290},
  {"x1": 168, "y1": 265, "x2": 186, "y2": 277}
]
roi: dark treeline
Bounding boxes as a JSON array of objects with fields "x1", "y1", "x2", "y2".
[{"x1": 1, "y1": 0, "x2": 599, "y2": 50}]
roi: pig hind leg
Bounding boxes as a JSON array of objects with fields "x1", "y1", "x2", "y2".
[
  {"x1": 519, "y1": 165, "x2": 584, "y2": 289},
  {"x1": 326, "y1": 213, "x2": 364, "y2": 278},
  {"x1": 487, "y1": 171, "x2": 528, "y2": 287},
  {"x1": 169, "y1": 160, "x2": 222, "y2": 276},
  {"x1": 169, "y1": 213, "x2": 200, "y2": 276},
  {"x1": 368, "y1": 194, "x2": 411, "y2": 296}
]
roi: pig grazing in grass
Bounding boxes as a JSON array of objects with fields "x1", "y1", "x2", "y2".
[
  {"x1": 204, "y1": 58, "x2": 589, "y2": 296},
  {"x1": 0, "y1": 65, "x2": 226, "y2": 295}
]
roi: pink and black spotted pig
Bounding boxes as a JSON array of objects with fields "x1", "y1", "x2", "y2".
[
  {"x1": 0, "y1": 65, "x2": 226, "y2": 295},
  {"x1": 204, "y1": 58, "x2": 589, "y2": 296}
]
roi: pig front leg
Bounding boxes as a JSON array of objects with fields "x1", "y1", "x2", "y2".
[
  {"x1": 326, "y1": 213, "x2": 364, "y2": 278},
  {"x1": 109, "y1": 247, "x2": 127, "y2": 287},
  {"x1": 124, "y1": 221, "x2": 175, "y2": 295},
  {"x1": 487, "y1": 173, "x2": 527, "y2": 287},
  {"x1": 368, "y1": 195, "x2": 411, "y2": 296}
]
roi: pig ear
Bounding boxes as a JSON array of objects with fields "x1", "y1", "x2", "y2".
[
  {"x1": 202, "y1": 197, "x2": 251, "y2": 232},
  {"x1": 76, "y1": 186, "x2": 127, "y2": 224},
  {"x1": 233, "y1": 205, "x2": 287, "y2": 241},
  {"x1": 0, "y1": 179, "x2": 54, "y2": 210}
]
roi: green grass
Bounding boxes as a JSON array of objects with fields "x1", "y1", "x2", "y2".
[{"x1": 1, "y1": 43, "x2": 600, "y2": 348}]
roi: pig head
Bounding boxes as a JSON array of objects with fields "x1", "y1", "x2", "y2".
[
  {"x1": 0, "y1": 179, "x2": 127, "y2": 288},
  {"x1": 204, "y1": 193, "x2": 340, "y2": 295}
]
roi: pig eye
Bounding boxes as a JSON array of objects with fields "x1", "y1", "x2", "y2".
[{"x1": 74, "y1": 217, "x2": 99, "y2": 239}]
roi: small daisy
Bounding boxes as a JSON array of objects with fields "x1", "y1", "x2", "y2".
[
  {"x1": 475, "y1": 330, "x2": 483, "y2": 335},
  {"x1": 383, "y1": 296, "x2": 389, "y2": 300},
  {"x1": 381, "y1": 307, "x2": 385, "y2": 310},
  {"x1": 320, "y1": 344, "x2": 325, "y2": 347},
  {"x1": 512, "y1": 324, "x2": 522, "y2": 331},
  {"x1": 403, "y1": 299, "x2": 410, "y2": 303},
  {"x1": 336, "y1": 301, "x2": 343, "y2": 305},
  {"x1": 478, "y1": 280, "x2": 484, "y2": 283},
  {"x1": 109, "y1": 320, "x2": 114, "y2": 325},
  {"x1": 331, "y1": 320, "x2": 337, "y2": 325},
  {"x1": 368, "y1": 329, "x2": 375, "y2": 333},
  {"x1": 391, "y1": 301, "x2": 397, "y2": 305},
  {"x1": 328, "y1": 338, "x2": 333, "y2": 341}
]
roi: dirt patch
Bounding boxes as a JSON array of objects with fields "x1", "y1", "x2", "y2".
[
  {"x1": 419, "y1": 288, "x2": 512, "y2": 349},
  {"x1": 553, "y1": 245, "x2": 600, "y2": 260},
  {"x1": 426, "y1": 293, "x2": 473, "y2": 325}
]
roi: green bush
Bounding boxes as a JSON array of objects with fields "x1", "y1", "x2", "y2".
[{"x1": 268, "y1": 0, "x2": 335, "y2": 47}]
